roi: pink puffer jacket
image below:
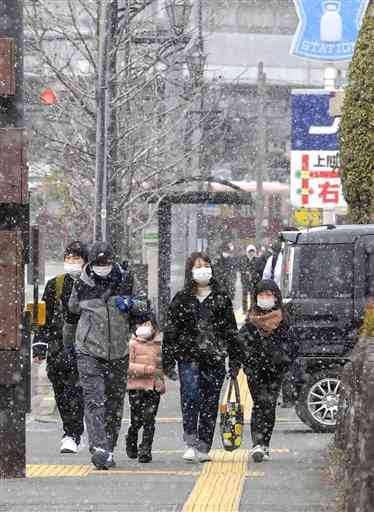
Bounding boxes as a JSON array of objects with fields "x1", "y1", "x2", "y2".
[{"x1": 127, "y1": 332, "x2": 166, "y2": 394}]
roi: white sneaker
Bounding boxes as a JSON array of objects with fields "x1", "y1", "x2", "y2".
[
  {"x1": 60, "y1": 436, "x2": 78, "y2": 454},
  {"x1": 263, "y1": 446, "x2": 270, "y2": 460},
  {"x1": 251, "y1": 445, "x2": 265, "y2": 463},
  {"x1": 196, "y1": 451, "x2": 211, "y2": 463},
  {"x1": 183, "y1": 447, "x2": 198, "y2": 463}
]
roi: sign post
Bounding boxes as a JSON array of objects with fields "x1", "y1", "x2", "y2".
[{"x1": 290, "y1": 89, "x2": 347, "y2": 220}]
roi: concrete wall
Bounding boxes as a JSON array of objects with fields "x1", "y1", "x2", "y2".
[{"x1": 335, "y1": 336, "x2": 374, "y2": 511}]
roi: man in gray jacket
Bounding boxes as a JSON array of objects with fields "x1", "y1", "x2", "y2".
[{"x1": 69, "y1": 242, "x2": 148, "y2": 469}]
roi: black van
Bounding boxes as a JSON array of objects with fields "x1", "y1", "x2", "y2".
[{"x1": 281, "y1": 224, "x2": 374, "y2": 433}]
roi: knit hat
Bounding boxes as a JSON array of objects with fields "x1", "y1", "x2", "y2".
[
  {"x1": 89, "y1": 242, "x2": 114, "y2": 265},
  {"x1": 64, "y1": 241, "x2": 89, "y2": 262}
]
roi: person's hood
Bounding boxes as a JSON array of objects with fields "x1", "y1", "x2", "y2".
[
  {"x1": 246, "y1": 244, "x2": 257, "y2": 256},
  {"x1": 252, "y1": 279, "x2": 283, "y2": 309}
]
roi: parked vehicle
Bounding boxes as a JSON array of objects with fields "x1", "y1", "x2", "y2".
[{"x1": 281, "y1": 224, "x2": 374, "y2": 433}]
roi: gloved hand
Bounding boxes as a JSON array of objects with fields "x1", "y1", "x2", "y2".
[
  {"x1": 227, "y1": 364, "x2": 240, "y2": 379},
  {"x1": 164, "y1": 367, "x2": 178, "y2": 381},
  {"x1": 32, "y1": 342, "x2": 47, "y2": 362},
  {"x1": 115, "y1": 296, "x2": 134, "y2": 313}
]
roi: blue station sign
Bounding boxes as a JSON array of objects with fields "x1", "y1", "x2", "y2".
[
  {"x1": 291, "y1": 90, "x2": 338, "y2": 151},
  {"x1": 291, "y1": 0, "x2": 369, "y2": 61}
]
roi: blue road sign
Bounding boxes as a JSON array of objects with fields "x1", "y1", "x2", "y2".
[
  {"x1": 291, "y1": 90, "x2": 338, "y2": 151},
  {"x1": 291, "y1": 0, "x2": 369, "y2": 61}
]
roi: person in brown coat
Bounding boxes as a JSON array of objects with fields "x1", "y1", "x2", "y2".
[{"x1": 126, "y1": 316, "x2": 165, "y2": 463}]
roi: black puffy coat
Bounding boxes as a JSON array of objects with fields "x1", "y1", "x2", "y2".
[
  {"x1": 162, "y1": 281, "x2": 240, "y2": 371},
  {"x1": 237, "y1": 319, "x2": 299, "y2": 383},
  {"x1": 32, "y1": 273, "x2": 79, "y2": 361}
]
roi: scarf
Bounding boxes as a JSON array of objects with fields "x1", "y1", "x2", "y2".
[{"x1": 247, "y1": 308, "x2": 283, "y2": 336}]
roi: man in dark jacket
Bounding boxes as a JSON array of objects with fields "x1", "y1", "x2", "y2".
[
  {"x1": 32, "y1": 241, "x2": 88, "y2": 454},
  {"x1": 68, "y1": 242, "x2": 148, "y2": 470},
  {"x1": 238, "y1": 244, "x2": 258, "y2": 313},
  {"x1": 213, "y1": 242, "x2": 237, "y2": 301}
]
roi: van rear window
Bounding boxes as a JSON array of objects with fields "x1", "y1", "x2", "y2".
[{"x1": 288, "y1": 245, "x2": 353, "y2": 299}]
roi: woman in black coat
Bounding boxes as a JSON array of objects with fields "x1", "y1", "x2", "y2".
[
  {"x1": 163, "y1": 252, "x2": 240, "y2": 463},
  {"x1": 236, "y1": 280, "x2": 299, "y2": 463}
]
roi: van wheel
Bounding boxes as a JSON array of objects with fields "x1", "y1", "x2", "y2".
[{"x1": 295, "y1": 370, "x2": 342, "y2": 433}]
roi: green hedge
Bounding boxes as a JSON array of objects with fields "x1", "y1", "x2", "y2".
[{"x1": 340, "y1": 5, "x2": 374, "y2": 223}]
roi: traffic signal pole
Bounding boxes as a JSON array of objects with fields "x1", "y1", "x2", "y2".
[{"x1": 0, "y1": 0, "x2": 28, "y2": 478}]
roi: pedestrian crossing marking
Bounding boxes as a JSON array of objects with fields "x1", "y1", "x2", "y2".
[{"x1": 182, "y1": 449, "x2": 250, "y2": 512}]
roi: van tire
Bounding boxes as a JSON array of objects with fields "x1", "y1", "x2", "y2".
[{"x1": 295, "y1": 369, "x2": 342, "y2": 433}]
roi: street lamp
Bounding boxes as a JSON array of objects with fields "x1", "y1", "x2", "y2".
[
  {"x1": 186, "y1": 46, "x2": 207, "y2": 87},
  {"x1": 165, "y1": 0, "x2": 193, "y2": 36}
]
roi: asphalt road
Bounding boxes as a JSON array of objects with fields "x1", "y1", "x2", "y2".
[{"x1": 0, "y1": 375, "x2": 337, "y2": 512}]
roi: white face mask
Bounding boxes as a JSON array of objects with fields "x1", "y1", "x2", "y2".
[
  {"x1": 92, "y1": 265, "x2": 113, "y2": 277},
  {"x1": 64, "y1": 262, "x2": 83, "y2": 278},
  {"x1": 222, "y1": 252, "x2": 230, "y2": 258},
  {"x1": 192, "y1": 267, "x2": 212, "y2": 286},
  {"x1": 136, "y1": 325, "x2": 154, "y2": 339},
  {"x1": 257, "y1": 297, "x2": 276, "y2": 311}
]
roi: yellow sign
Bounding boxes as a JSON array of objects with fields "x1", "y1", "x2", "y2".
[{"x1": 293, "y1": 208, "x2": 322, "y2": 227}]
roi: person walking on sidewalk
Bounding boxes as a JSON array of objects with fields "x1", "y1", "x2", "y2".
[
  {"x1": 68, "y1": 242, "x2": 148, "y2": 470},
  {"x1": 213, "y1": 242, "x2": 237, "y2": 301},
  {"x1": 126, "y1": 316, "x2": 165, "y2": 463},
  {"x1": 235, "y1": 280, "x2": 298, "y2": 463},
  {"x1": 32, "y1": 241, "x2": 88, "y2": 454},
  {"x1": 238, "y1": 244, "x2": 258, "y2": 313},
  {"x1": 162, "y1": 252, "x2": 240, "y2": 463}
]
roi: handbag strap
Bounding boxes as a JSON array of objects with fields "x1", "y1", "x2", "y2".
[{"x1": 227, "y1": 377, "x2": 241, "y2": 405}]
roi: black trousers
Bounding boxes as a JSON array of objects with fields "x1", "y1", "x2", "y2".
[
  {"x1": 77, "y1": 353, "x2": 128, "y2": 452},
  {"x1": 246, "y1": 374, "x2": 284, "y2": 447},
  {"x1": 47, "y1": 352, "x2": 84, "y2": 444},
  {"x1": 127, "y1": 390, "x2": 161, "y2": 449}
]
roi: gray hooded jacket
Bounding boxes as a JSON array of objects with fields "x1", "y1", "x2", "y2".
[{"x1": 68, "y1": 263, "x2": 147, "y2": 361}]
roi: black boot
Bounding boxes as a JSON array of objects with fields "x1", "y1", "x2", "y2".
[
  {"x1": 138, "y1": 443, "x2": 152, "y2": 463},
  {"x1": 138, "y1": 429, "x2": 153, "y2": 463},
  {"x1": 126, "y1": 428, "x2": 138, "y2": 459}
]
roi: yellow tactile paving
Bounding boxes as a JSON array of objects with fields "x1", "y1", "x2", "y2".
[
  {"x1": 182, "y1": 449, "x2": 252, "y2": 512},
  {"x1": 26, "y1": 464, "x2": 91, "y2": 478}
]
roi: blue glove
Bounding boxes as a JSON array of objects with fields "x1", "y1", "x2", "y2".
[{"x1": 115, "y1": 296, "x2": 134, "y2": 313}]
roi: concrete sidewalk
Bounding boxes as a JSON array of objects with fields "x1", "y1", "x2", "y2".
[{"x1": 0, "y1": 378, "x2": 337, "y2": 512}]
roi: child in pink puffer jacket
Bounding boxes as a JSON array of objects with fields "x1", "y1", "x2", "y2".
[{"x1": 126, "y1": 317, "x2": 165, "y2": 463}]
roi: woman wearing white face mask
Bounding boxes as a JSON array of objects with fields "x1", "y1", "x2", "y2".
[
  {"x1": 235, "y1": 280, "x2": 299, "y2": 463},
  {"x1": 163, "y1": 252, "x2": 240, "y2": 463}
]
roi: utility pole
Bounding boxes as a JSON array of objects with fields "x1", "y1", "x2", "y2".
[
  {"x1": 0, "y1": 0, "x2": 28, "y2": 478},
  {"x1": 94, "y1": 0, "x2": 123, "y2": 257},
  {"x1": 255, "y1": 62, "x2": 267, "y2": 250}
]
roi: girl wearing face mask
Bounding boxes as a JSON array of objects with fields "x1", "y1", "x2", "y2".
[
  {"x1": 126, "y1": 317, "x2": 164, "y2": 463},
  {"x1": 163, "y1": 252, "x2": 240, "y2": 463},
  {"x1": 236, "y1": 280, "x2": 298, "y2": 463}
]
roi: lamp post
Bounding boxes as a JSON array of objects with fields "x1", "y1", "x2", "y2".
[
  {"x1": 185, "y1": 0, "x2": 207, "y2": 252},
  {"x1": 165, "y1": 0, "x2": 193, "y2": 37}
]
